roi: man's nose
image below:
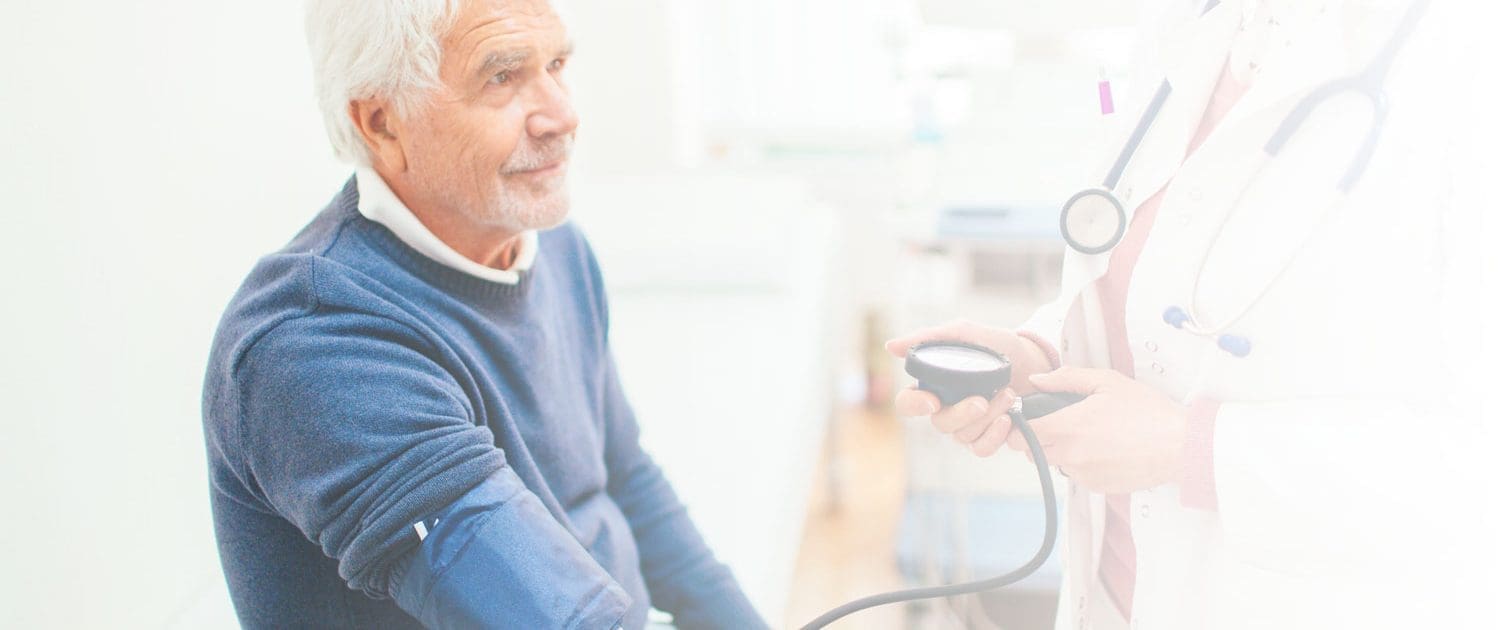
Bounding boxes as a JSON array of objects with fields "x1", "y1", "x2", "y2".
[{"x1": 526, "y1": 72, "x2": 579, "y2": 140}]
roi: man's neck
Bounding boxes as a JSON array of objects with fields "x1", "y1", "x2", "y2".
[
  {"x1": 379, "y1": 169, "x2": 524, "y2": 271},
  {"x1": 406, "y1": 204, "x2": 524, "y2": 271}
]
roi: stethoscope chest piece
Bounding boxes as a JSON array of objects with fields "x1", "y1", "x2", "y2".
[{"x1": 1060, "y1": 188, "x2": 1128, "y2": 255}]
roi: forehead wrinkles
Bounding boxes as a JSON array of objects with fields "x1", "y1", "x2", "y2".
[{"x1": 443, "y1": 2, "x2": 563, "y2": 75}]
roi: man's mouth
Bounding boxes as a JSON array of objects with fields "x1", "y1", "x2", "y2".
[{"x1": 510, "y1": 159, "x2": 567, "y2": 178}]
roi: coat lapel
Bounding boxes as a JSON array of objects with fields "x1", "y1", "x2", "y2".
[
  {"x1": 1204, "y1": 2, "x2": 1353, "y2": 152},
  {"x1": 1176, "y1": 5, "x2": 1364, "y2": 328},
  {"x1": 1117, "y1": 0, "x2": 1243, "y2": 218}
]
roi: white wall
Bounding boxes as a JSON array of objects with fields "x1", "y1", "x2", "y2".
[{"x1": 0, "y1": 2, "x2": 347, "y2": 626}]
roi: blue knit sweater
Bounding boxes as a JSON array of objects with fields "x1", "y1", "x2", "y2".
[{"x1": 201, "y1": 178, "x2": 763, "y2": 629}]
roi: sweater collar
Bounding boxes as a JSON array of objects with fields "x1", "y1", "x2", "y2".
[
  {"x1": 335, "y1": 176, "x2": 540, "y2": 304},
  {"x1": 354, "y1": 167, "x2": 538, "y2": 285}
]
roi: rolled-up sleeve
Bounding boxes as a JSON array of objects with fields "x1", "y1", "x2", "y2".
[{"x1": 234, "y1": 312, "x2": 631, "y2": 627}]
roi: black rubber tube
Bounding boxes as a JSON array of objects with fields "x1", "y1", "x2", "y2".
[{"x1": 798, "y1": 410, "x2": 1059, "y2": 629}]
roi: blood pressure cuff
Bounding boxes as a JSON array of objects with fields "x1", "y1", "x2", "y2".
[{"x1": 389, "y1": 469, "x2": 632, "y2": 629}]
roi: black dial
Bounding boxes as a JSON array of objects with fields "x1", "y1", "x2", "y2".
[{"x1": 904, "y1": 342, "x2": 1012, "y2": 407}]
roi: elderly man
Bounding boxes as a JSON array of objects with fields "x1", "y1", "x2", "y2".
[{"x1": 200, "y1": 1, "x2": 765, "y2": 628}]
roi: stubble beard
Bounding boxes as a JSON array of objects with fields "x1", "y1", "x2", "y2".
[
  {"x1": 489, "y1": 170, "x2": 570, "y2": 232},
  {"x1": 478, "y1": 135, "x2": 573, "y2": 232}
]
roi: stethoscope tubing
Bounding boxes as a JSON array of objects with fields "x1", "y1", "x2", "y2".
[
  {"x1": 1103, "y1": 80, "x2": 1174, "y2": 192},
  {"x1": 1097, "y1": 0, "x2": 1429, "y2": 213},
  {"x1": 1075, "y1": 0, "x2": 1430, "y2": 348}
]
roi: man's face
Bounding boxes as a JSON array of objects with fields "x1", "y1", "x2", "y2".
[{"x1": 395, "y1": 0, "x2": 578, "y2": 233}]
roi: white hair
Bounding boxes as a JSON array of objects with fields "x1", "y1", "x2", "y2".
[{"x1": 304, "y1": 0, "x2": 462, "y2": 165}]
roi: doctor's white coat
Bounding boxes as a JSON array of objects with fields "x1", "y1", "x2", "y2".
[{"x1": 1018, "y1": 1, "x2": 1493, "y2": 628}]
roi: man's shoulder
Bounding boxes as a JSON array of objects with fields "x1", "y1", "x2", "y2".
[
  {"x1": 207, "y1": 181, "x2": 421, "y2": 377},
  {"x1": 211, "y1": 253, "x2": 432, "y2": 369}
]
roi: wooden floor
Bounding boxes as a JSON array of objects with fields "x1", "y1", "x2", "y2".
[{"x1": 783, "y1": 406, "x2": 908, "y2": 630}]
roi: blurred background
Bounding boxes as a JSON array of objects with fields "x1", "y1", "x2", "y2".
[{"x1": 5, "y1": 1, "x2": 1451, "y2": 628}]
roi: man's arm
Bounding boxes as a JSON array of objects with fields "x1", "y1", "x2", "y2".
[
  {"x1": 235, "y1": 312, "x2": 631, "y2": 628},
  {"x1": 597, "y1": 350, "x2": 767, "y2": 630}
]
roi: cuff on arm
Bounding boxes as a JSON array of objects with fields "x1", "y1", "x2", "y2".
[{"x1": 393, "y1": 470, "x2": 632, "y2": 629}]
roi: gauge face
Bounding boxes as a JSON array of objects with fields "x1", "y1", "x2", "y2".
[
  {"x1": 911, "y1": 344, "x2": 1005, "y2": 373},
  {"x1": 1061, "y1": 189, "x2": 1126, "y2": 254}
]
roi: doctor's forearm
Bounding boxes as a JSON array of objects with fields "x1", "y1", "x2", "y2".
[{"x1": 1015, "y1": 330, "x2": 1063, "y2": 382}]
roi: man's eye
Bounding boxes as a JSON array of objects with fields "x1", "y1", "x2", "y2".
[
  {"x1": 548, "y1": 58, "x2": 567, "y2": 72},
  {"x1": 489, "y1": 71, "x2": 512, "y2": 86}
]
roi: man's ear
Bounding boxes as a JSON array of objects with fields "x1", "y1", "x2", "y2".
[{"x1": 349, "y1": 99, "x2": 407, "y2": 172}]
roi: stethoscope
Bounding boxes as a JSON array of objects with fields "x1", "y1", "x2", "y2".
[
  {"x1": 1059, "y1": 0, "x2": 1431, "y2": 359},
  {"x1": 800, "y1": 3, "x2": 1433, "y2": 628}
]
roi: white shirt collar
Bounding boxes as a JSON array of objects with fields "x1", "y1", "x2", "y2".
[{"x1": 355, "y1": 167, "x2": 537, "y2": 285}]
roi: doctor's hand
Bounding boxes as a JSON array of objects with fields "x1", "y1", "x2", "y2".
[
  {"x1": 1017, "y1": 367, "x2": 1190, "y2": 494},
  {"x1": 886, "y1": 320, "x2": 1055, "y2": 456}
]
